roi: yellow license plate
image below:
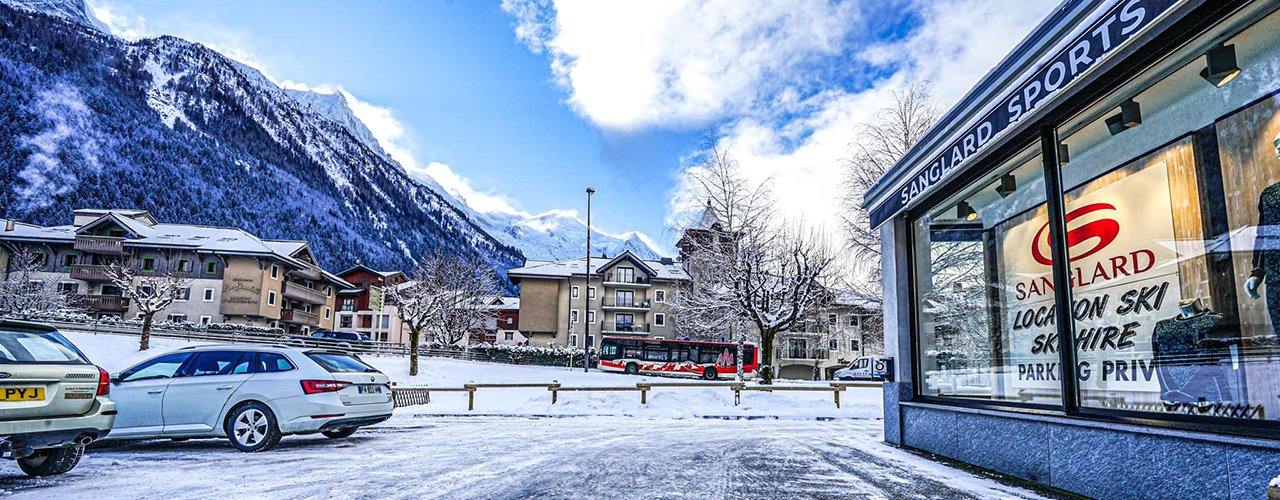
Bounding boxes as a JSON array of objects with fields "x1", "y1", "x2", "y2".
[{"x1": 0, "y1": 387, "x2": 44, "y2": 401}]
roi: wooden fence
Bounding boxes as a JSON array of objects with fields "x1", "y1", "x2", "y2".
[{"x1": 391, "y1": 380, "x2": 882, "y2": 410}]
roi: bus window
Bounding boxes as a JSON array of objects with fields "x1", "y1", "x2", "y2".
[
  {"x1": 599, "y1": 344, "x2": 620, "y2": 360},
  {"x1": 625, "y1": 348, "x2": 642, "y2": 359},
  {"x1": 644, "y1": 348, "x2": 669, "y2": 361}
]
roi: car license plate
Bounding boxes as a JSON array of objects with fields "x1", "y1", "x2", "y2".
[
  {"x1": 357, "y1": 385, "x2": 382, "y2": 394},
  {"x1": 0, "y1": 387, "x2": 44, "y2": 401}
]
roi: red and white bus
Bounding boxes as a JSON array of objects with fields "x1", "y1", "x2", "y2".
[{"x1": 597, "y1": 336, "x2": 757, "y2": 380}]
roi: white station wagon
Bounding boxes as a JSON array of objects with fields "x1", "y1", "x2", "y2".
[{"x1": 107, "y1": 344, "x2": 393, "y2": 451}]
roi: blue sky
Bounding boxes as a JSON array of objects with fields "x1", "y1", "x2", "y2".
[{"x1": 87, "y1": 0, "x2": 1059, "y2": 251}]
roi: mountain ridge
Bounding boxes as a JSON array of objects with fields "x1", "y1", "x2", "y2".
[{"x1": 0, "y1": 4, "x2": 524, "y2": 287}]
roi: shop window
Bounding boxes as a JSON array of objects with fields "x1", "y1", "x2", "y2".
[
  {"x1": 1050, "y1": 7, "x2": 1280, "y2": 423},
  {"x1": 912, "y1": 143, "x2": 1061, "y2": 405}
]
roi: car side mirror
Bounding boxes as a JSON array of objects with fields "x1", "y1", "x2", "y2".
[{"x1": 110, "y1": 376, "x2": 122, "y2": 385}]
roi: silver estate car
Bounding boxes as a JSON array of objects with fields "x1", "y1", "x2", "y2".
[
  {"x1": 106, "y1": 344, "x2": 393, "y2": 452},
  {"x1": 0, "y1": 320, "x2": 116, "y2": 476}
]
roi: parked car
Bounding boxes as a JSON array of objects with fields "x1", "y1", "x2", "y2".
[
  {"x1": 834, "y1": 356, "x2": 891, "y2": 381},
  {"x1": 0, "y1": 320, "x2": 115, "y2": 476},
  {"x1": 292, "y1": 331, "x2": 371, "y2": 351},
  {"x1": 106, "y1": 345, "x2": 392, "y2": 452}
]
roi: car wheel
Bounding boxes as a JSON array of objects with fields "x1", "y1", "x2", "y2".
[
  {"x1": 322, "y1": 427, "x2": 358, "y2": 439},
  {"x1": 624, "y1": 363, "x2": 639, "y2": 375},
  {"x1": 17, "y1": 445, "x2": 83, "y2": 476},
  {"x1": 225, "y1": 402, "x2": 282, "y2": 452},
  {"x1": 702, "y1": 367, "x2": 718, "y2": 381}
]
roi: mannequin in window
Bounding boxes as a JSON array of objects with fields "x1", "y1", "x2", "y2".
[
  {"x1": 1151, "y1": 298, "x2": 1231, "y2": 407},
  {"x1": 1244, "y1": 131, "x2": 1280, "y2": 323}
]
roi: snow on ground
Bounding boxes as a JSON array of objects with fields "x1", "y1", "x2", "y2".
[
  {"x1": 2, "y1": 332, "x2": 1055, "y2": 499},
  {"x1": 66, "y1": 331, "x2": 883, "y2": 420},
  {"x1": 1, "y1": 418, "x2": 1045, "y2": 499}
]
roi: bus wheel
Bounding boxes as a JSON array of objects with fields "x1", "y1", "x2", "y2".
[
  {"x1": 703, "y1": 368, "x2": 718, "y2": 380},
  {"x1": 625, "y1": 363, "x2": 639, "y2": 375}
]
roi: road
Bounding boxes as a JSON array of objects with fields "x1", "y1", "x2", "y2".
[{"x1": 0, "y1": 416, "x2": 1045, "y2": 499}]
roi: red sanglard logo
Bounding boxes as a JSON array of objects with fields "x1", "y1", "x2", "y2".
[{"x1": 1030, "y1": 203, "x2": 1120, "y2": 266}]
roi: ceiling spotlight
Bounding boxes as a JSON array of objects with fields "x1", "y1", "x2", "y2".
[
  {"x1": 1106, "y1": 113, "x2": 1126, "y2": 135},
  {"x1": 1106, "y1": 100, "x2": 1141, "y2": 136},
  {"x1": 1200, "y1": 44, "x2": 1242, "y2": 87},
  {"x1": 1058, "y1": 144, "x2": 1070, "y2": 165},
  {"x1": 996, "y1": 174, "x2": 1017, "y2": 198},
  {"x1": 957, "y1": 201, "x2": 978, "y2": 221},
  {"x1": 1121, "y1": 99, "x2": 1142, "y2": 128}
]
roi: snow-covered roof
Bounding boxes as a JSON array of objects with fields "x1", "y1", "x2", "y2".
[
  {"x1": 337, "y1": 264, "x2": 404, "y2": 279},
  {"x1": 2, "y1": 211, "x2": 352, "y2": 287},
  {"x1": 508, "y1": 250, "x2": 690, "y2": 282}
]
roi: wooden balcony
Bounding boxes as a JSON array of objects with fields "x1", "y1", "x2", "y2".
[
  {"x1": 287, "y1": 267, "x2": 322, "y2": 281},
  {"x1": 280, "y1": 308, "x2": 320, "y2": 326},
  {"x1": 283, "y1": 283, "x2": 328, "y2": 305},
  {"x1": 70, "y1": 264, "x2": 113, "y2": 282},
  {"x1": 73, "y1": 235, "x2": 125, "y2": 255},
  {"x1": 77, "y1": 294, "x2": 129, "y2": 312}
]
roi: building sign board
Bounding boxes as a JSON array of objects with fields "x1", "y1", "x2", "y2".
[
  {"x1": 997, "y1": 163, "x2": 1178, "y2": 397},
  {"x1": 869, "y1": 0, "x2": 1180, "y2": 228}
]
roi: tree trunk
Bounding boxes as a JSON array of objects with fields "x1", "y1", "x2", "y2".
[
  {"x1": 759, "y1": 330, "x2": 776, "y2": 384},
  {"x1": 409, "y1": 327, "x2": 420, "y2": 376},
  {"x1": 733, "y1": 318, "x2": 744, "y2": 382},
  {"x1": 140, "y1": 314, "x2": 153, "y2": 351}
]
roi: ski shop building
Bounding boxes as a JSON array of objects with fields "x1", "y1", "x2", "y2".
[{"x1": 865, "y1": 0, "x2": 1280, "y2": 497}]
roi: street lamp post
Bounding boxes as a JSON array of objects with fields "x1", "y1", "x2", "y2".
[{"x1": 584, "y1": 186, "x2": 595, "y2": 372}]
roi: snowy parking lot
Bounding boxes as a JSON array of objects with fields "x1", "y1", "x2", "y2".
[
  {"x1": 1, "y1": 416, "x2": 1044, "y2": 499},
  {"x1": 0, "y1": 333, "x2": 1049, "y2": 499}
]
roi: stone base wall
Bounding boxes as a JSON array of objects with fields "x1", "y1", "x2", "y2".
[{"x1": 890, "y1": 398, "x2": 1280, "y2": 499}]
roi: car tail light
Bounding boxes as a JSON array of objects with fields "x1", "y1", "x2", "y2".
[
  {"x1": 301, "y1": 380, "x2": 351, "y2": 395},
  {"x1": 96, "y1": 365, "x2": 110, "y2": 396}
]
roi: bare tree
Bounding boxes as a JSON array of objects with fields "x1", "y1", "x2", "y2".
[
  {"x1": 387, "y1": 250, "x2": 501, "y2": 376},
  {"x1": 674, "y1": 144, "x2": 839, "y2": 383},
  {"x1": 840, "y1": 81, "x2": 940, "y2": 303},
  {"x1": 106, "y1": 257, "x2": 192, "y2": 351},
  {"x1": 0, "y1": 246, "x2": 79, "y2": 317}
]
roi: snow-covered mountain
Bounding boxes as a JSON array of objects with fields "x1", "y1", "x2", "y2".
[
  {"x1": 0, "y1": 0, "x2": 663, "y2": 271},
  {"x1": 3, "y1": 0, "x2": 103, "y2": 30},
  {"x1": 477, "y1": 209, "x2": 663, "y2": 261},
  {"x1": 0, "y1": 3, "x2": 524, "y2": 285}
]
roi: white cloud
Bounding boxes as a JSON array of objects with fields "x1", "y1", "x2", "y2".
[
  {"x1": 503, "y1": 0, "x2": 863, "y2": 131},
  {"x1": 422, "y1": 161, "x2": 523, "y2": 216},
  {"x1": 86, "y1": 0, "x2": 148, "y2": 40},
  {"x1": 658, "y1": 0, "x2": 1058, "y2": 245}
]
